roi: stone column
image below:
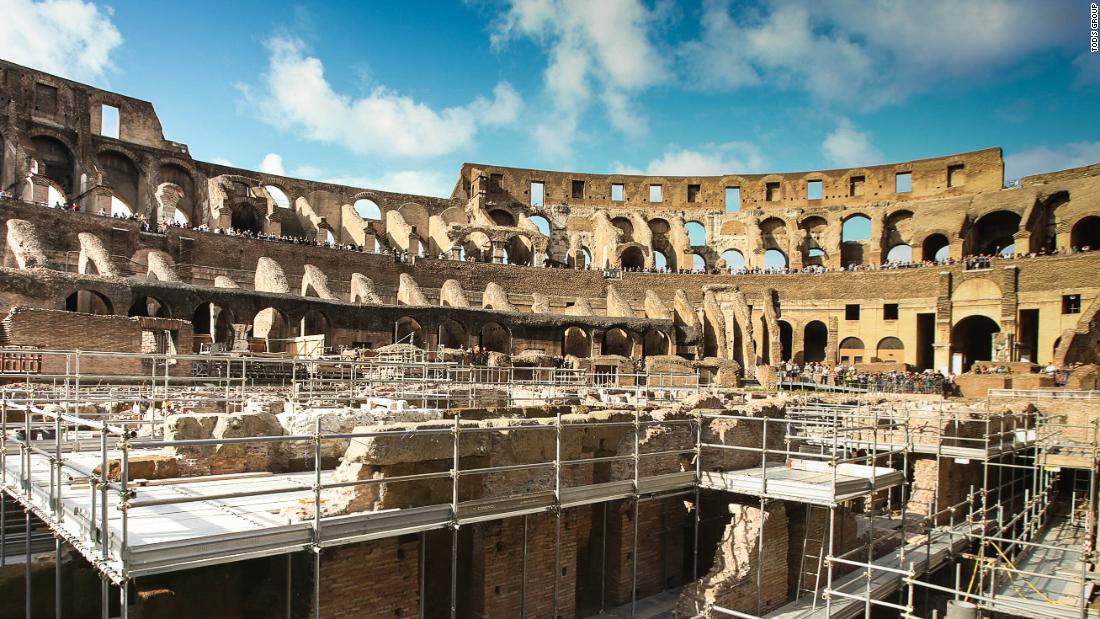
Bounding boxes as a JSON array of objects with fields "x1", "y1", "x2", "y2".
[
  {"x1": 29, "y1": 175, "x2": 52, "y2": 204},
  {"x1": 231, "y1": 324, "x2": 250, "y2": 353},
  {"x1": 826, "y1": 316, "x2": 839, "y2": 365},
  {"x1": 934, "y1": 271, "x2": 953, "y2": 372},
  {"x1": 491, "y1": 240, "x2": 507, "y2": 264}
]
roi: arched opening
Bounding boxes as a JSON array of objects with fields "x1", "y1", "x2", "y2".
[
  {"x1": 252, "y1": 307, "x2": 290, "y2": 353},
  {"x1": 562, "y1": 327, "x2": 591, "y2": 358},
  {"x1": 128, "y1": 296, "x2": 169, "y2": 318},
  {"x1": 463, "y1": 232, "x2": 491, "y2": 263},
  {"x1": 30, "y1": 136, "x2": 75, "y2": 195},
  {"x1": 98, "y1": 151, "x2": 140, "y2": 214},
  {"x1": 779, "y1": 321, "x2": 793, "y2": 362},
  {"x1": 692, "y1": 253, "x2": 706, "y2": 272},
  {"x1": 611, "y1": 217, "x2": 634, "y2": 243},
  {"x1": 300, "y1": 309, "x2": 329, "y2": 337},
  {"x1": 968, "y1": 211, "x2": 1021, "y2": 256},
  {"x1": 648, "y1": 218, "x2": 670, "y2": 236},
  {"x1": 839, "y1": 337, "x2": 866, "y2": 364},
  {"x1": 1070, "y1": 216, "x2": 1100, "y2": 250},
  {"x1": 805, "y1": 248, "x2": 826, "y2": 266},
  {"x1": 619, "y1": 245, "x2": 644, "y2": 270},
  {"x1": 720, "y1": 249, "x2": 745, "y2": 271},
  {"x1": 479, "y1": 322, "x2": 511, "y2": 353},
  {"x1": 528, "y1": 215, "x2": 551, "y2": 236},
  {"x1": 603, "y1": 328, "x2": 633, "y2": 357},
  {"x1": 643, "y1": 330, "x2": 670, "y2": 356},
  {"x1": 65, "y1": 290, "x2": 112, "y2": 315},
  {"x1": 886, "y1": 244, "x2": 913, "y2": 263},
  {"x1": 580, "y1": 248, "x2": 592, "y2": 269},
  {"x1": 653, "y1": 250, "x2": 669, "y2": 270},
  {"x1": 505, "y1": 235, "x2": 532, "y2": 265},
  {"x1": 489, "y1": 209, "x2": 516, "y2": 227},
  {"x1": 841, "y1": 215, "x2": 871, "y2": 267},
  {"x1": 951, "y1": 315, "x2": 1000, "y2": 372},
  {"x1": 876, "y1": 337, "x2": 905, "y2": 363},
  {"x1": 265, "y1": 186, "x2": 290, "y2": 209},
  {"x1": 158, "y1": 164, "x2": 195, "y2": 223},
  {"x1": 803, "y1": 321, "x2": 827, "y2": 363},
  {"x1": 685, "y1": 221, "x2": 706, "y2": 246},
  {"x1": 192, "y1": 303, "x2": 235, "y2": 350},
  {"x1": 353, "y1": 198, "x2": 382, "y2": 220},
  {"x1": 395, "y1": 316, "x2": 425, "y2": 348},
  {"x1": 438, "y1": 319, "x2": 467, "y2": 349},
  {"x1": 764, "y1": 249, "x2": 788, "y2": 270},
  {"x1": 922, "y1": 234, "x2": 951, "y2": 262},
  {"x1": 231, "y1": 204, "x2": 264, "y2": 235}
]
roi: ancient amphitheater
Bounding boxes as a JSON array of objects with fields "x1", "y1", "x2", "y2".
[{"x1": 0, "y1": 59, "x2": 1098, "y2": 619}]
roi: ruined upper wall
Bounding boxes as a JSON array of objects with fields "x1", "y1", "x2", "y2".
[{"x1": 457, "y1": 148, "x2": 1005, "y2": 212}]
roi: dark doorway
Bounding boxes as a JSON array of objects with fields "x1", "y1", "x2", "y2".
[{"x1": 916, "y1": 313, "x2": 935, "y2": 370}]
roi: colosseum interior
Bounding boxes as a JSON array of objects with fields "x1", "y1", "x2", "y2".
[{"x1": 0, "y1": 58, "x2": 1098, "y2": 619}]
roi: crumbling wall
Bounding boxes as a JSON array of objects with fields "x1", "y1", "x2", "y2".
[
  {"x1": 674, "y1": 289, "x2": 700, "y2": 329},
  {"x1": 605, "y1": 284, "x2": 635, "y2": 318},
  {"x1": 301, "y1": 264, "x2": 338, "y2": 300},
  {"x1": 77, "y1": 232, "x2": 118, "y2": 276},
  {"x1": 398, "y1": 273, "x2": 429, "y2": 306},
  {"x1": 254, "y1": 257, "x2": 289, "y2": 294},
  {"x1": 349, "y1": 273, "x2": 382, "y2": 304},
  {"x1": 439, "y1": 278, "x2": 471, "y2": 308},
  {"x1": 531, "y1": 292, "x2": 550, "y2": 313},
  {"x1": 213, "y1": 275, "x2": 239, "y2": 288},
  {"x1": 563, "y1": 297, "x2": 593, "y2": 316},
  {"x1": 5, "y1": 219, "x2": 48, "y2": 269},
  {"x1": 676, "y1": 501, "x2": 789, "y2": 617},
  {"x1": 483, "y1": 282, "x2": 517, "y2": 312},
  {"x1": 146, "y1": 250, "x2": 180, "y2": 282},
  {"x1": 163, "y1": 412, "x2": 287, "y2": 475},
  {"x1": 644, "y1": 289, "x2": 672, "y2": 320}
]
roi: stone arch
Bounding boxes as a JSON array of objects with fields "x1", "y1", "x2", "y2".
[
  {"x1": 759, "y1": 217, "x2": 787, "y2": 250},
  {"x1": 64, "y1": 289, "x2": 113, "y2": 315},
  {"x1": 841, "y1": 213, "x2": 871, "y2": 266},
  {"x1": 479, "y1": 322, "x2": 511, "y2": 353},
  {"x1": 685, "y1": 220, "x2": 706, "y2": 245},
  {"x1": 488, "y1": 208, "x2": 516, "y2": 227},
  {"x1": 966, "y1": 210, "x2": 1021, "y2": 256},
  {"x1": 253, "y1": 307, "x2": 290, "y2": 353},
  {"x1": 96, "y1": 149, "x2": 142, "y2": 214},
  {"x1": 602, "y1": 327, "x2": 634, "y2": 357},
  {"x1": 263, "y1": 184, "x2": 291, "y2": 209},
  {"x1": 642, "y1": 329, "x2": 671, "y2": 356},
  {"x1": 719, "y1": 249, "x2": 745, "y2": 270},
  {"x1": 921, "y1": 233, "x2": 951, "y2": 262},
  {"x1": 611, "y1": 216, "x2": 634, "y2": 242},
  {"x1": 839, "y1": 337, "x2": 866, "y2": 363},
  {"x1": 951, "y1": 315, "x2": 1000, "y2": 371},
  {"x1": 562, "y1": 327, "x2": 591, "y2": 358},
  {"x1": 300, "y1": 309, "x2": 330, "y2": 343},
  {"x1": 353, "y1": 197, "x2": 382, "y2": 220},
  {"x1": 883, "y1": 210, "x2": 914, "y2": 247},
  {"x1": 876, "y1": 336, "x2": 904, "y2": 362},
  {"x1": 1070, "y1": 216, "x2": 1100, "y2": 250},
  {"x1": 764, "y1": 249, "x2": 788, "y2": 269},
  {"x1": 230, "y1": 201, "x2": 264, "y2": 234},
  {"x1": 438, "y1": 319, "x2": 467, "y2": 349},
  {"x1": 395, "y1": 316, "x2": 425, "y2": 348},
  {"x1": 30, "y1": 134, "x2": 76, "y2": 195},
  {"x1": 778, "y1": 320, "x2": 793, "y2": 362},
  {"x1": 192, "y1": 302, "x2": 235, "y2": 350},
  {"x1": 619, "y1": 244, "x2": 645, "y2": 270},
  {"x1": 505, "y1": 233, "x2": 533, "y2": 265},
  {"x1": 462, "y1": 231, "x2": 492, "y2": 262},
  {"x1": 128, "y1": 295, "x2": 170, "y2": 318},
  {"x1": 803, "y1": 321, "x2": 827, "y2": 363},
  {"x1": 398, "y1": 202, "x2": 430, "y2": 237},
  {"x1": 158, "y1": 163, "x2": 195, "y2": 223}
]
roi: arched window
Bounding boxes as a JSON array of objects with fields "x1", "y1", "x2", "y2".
[
  {"x1": 1071, "y1": 216, "x2": 1100, "y2": 250},
  {"x1": 876, "y1": 337, "x2": 905, "y2": 362},
  {"x1": 886, "y1": 244, "x2": 913, "y2": 263},
  {"x1": 721, "y1": 249, "x2": 745, "y2": 270},
  {"x1": 923, "y1": 234, "x2": 950, "y2": 262},
  {"x1": 266, "y1": 186, "x2": 290, "y2": 209},
  {"x1": 839, "y1": 337, "x2": 866, "y2": 364},
  {"x1": 692, "y1": 253, "x2": 706, "y2": 272},
  {"x1": 951, "y1": 315, "x2": 1000, "y2": 372},
  {"x1": 65, "y1": 290, "x2": 112, "y2": 315},
  {"x1": 528, "y1": 215, "x2": 551, "y2": 236},
  {"x1": 562, "y1": 327, "x2": 591, "y2": 358},
  {"x1": 842, "y1": 215, "x2": 871, "y2": 242},
  {"x1": 353, "y1": 198, "x2": 382, "y2": 220},
  {"x1": 686, "y1": 221, "x2": 706, "y2": 246},
  {"x1": 653, "y1": 250, "x2": 669, "y2": 270},
  {"x1": 803, "y1": 321, "x2": 827, "y2": 363},
  {"x1": 128, "y1": 296, "x2": 169, "y2": 318},
  {"x1": 111, "y1": 196, "x2": 132, "y2": 217},
  {"x1": 764, "y1": 249, "x2": 788, "y2": 269}
]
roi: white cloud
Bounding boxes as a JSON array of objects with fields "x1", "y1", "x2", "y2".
[
  {"x1": 208, "y1": 157, "x2": 236, "y2": 167},
  {"x1": 822, "y1": 119, "x2": 883, "y2": 168},
  {"x1": 492, "y1": 0, "x2": 666, "y2": 158},
  {"x1": 0, "y1": 0, "x2": 122, "y2": 83},
  {"x1": 681, "y1": 0, "x2": 1075, "y2": 109},
  {"x1": 246, "y1": 35, "x2": 522, "y2": 159},
  {"x1": 259, "y1": 153, "x2": 286, "y2": 176},
  {"x1": 1004, "y1": 142, "x2": 1100, "y2": 181},
  {"x1": 612, "y1": 142, "x2": 769, "y2": 176}
]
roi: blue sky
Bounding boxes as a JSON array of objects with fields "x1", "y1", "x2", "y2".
[{"x1": 2, "y1": 0, "x2": 1098, "y2": 197}]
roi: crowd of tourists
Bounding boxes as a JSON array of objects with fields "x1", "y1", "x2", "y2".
[{"x1": 778, "y1": 361, "x2": 953, "y2": 394}]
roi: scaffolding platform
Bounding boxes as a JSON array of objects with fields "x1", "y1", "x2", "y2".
[
  {"x1": 765, "y1": 522, "x2": 973, "y2": 619},
  {"x1": 697, "y1": 460, "x2": 903, "y2": 506}
]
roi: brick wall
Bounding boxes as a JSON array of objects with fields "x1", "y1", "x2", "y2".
[{"x1": 315, "y1": 538, "x2": 420, "y2": 619}]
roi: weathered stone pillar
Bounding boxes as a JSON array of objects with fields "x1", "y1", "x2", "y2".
[
  {"x1": 29, "y1": 175, "x2": 52, "y2": 204},
  {"x1": 934, "y1": 271, "x2": 953, "y2": 372},
  {"x1": 491, "y1": 240, "x2": 507, "y2": 264},
  {"x1": 231, "y1": 324, "x2": 250, "y2": 352},
  {"x1": 826, "y1": 316, "x2": 839, "y2": 365}
]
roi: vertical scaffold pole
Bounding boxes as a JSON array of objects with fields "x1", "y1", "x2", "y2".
[
  {"x1": 631, "y1": 408, "x2": 640, "y2": 617},
  {"x1": 520, "y1": 514, "x2": 528, "y2": 619},
  {"x1": 25, "y1": 508, "x2": 32, "y2": 619},
  {"x1": 54, "y1": 537, "x2": 61, "y2": 619},
  {"x1": 450, "y1": 413, "x2": 460, "y2": 619},
  {"x1": 312, "y1": 417, "x2": 322, "y2": 619},
  {"x1": 553, "y1": 410, "x2": 562, "y2": 619}
]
